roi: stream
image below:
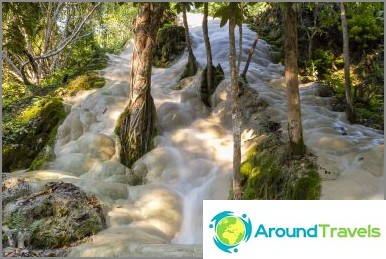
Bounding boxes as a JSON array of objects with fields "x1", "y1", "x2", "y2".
[{"x1": 6, "y1": 13, "x2": 384, "y2": 257}]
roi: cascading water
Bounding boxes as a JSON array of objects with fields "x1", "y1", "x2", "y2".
[{"x1": 6, "y1": 13, "x2": 383, "y2": 256}]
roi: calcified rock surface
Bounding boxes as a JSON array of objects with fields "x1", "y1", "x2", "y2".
[{"x1": 4, "y1": 13, "x2": 383, "y2": 257}]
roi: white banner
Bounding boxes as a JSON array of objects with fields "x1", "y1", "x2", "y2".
[{"x1": 203, "y1": 200, "x2": 386, "y2": 258}]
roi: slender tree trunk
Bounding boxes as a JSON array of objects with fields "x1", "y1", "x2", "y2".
[
  {"x1": 115, "y1": 3, "x2": 165, "y2": 167},
  {"x1": 340, "y1": 2, "x2": 356, "y2": 123},
  {"x1": 237, "y1": 3, "x2": 243, "y2": 72},
  {"x1": 237, "y1": 25, "x2": 242, "y2": 72},
  {"x1": 306, "y1": 31, "x2": 313, "y2": 61},
  {"x1": 229, "y1": 3, "x2": 242, "y2": 200},
  {"x1": 284, "y1": 3, "x2": 306, "y2": 157},
  {"x1": 241, "y1": 34, "x2": 259, "y2": 79},
  {"x1": 203, "y1": 3, "x2": 213, "y2": 93},
  {"x1": 180, "y1": 4, "x2": 197, "y2": 79}
]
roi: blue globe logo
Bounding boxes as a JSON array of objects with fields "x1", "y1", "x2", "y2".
[{"x1": 209, "y1": 211, "x2": 252, "y2": 253}]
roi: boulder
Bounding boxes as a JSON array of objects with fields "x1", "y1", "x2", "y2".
[
  {"x1": 315, "y1": 83, "x2": 335, "y2": 97},
  {"x1": 2, "y1": 180, "x2": 106, "y2": 249}
]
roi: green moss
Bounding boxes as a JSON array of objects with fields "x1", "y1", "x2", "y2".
[
  {"x1": 57, "y1": 72, "x2": 105, "y2": 96},
  {"x1": 240, "y1": 134, "x2": 321, "y2": 200},
  {"x1": 30, "y1": 101, "x2": 66, "y2": 170},
  {"x1": 291, "y1": 170, "x2": 321, "y2": 200},
  {"x1": 240, "y1": 161, "x2": 254, "y2": 178},
  {"x1": 2, "y1": 98, "x2": 66, "y2": 172}
]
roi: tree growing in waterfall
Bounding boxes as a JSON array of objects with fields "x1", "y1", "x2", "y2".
[
  {"x1": 173, "y1": 2, "x2": 198, "y2": 80},
  {"x1": 229, "y1": 3, "x2": 242, "y2": 200},
  {"x1": 202, "y1": 3, "x2": 214, "y2": 99},
  {"x1": 115, "y1": 3, "x2": 165, "y2": 167},
  {"x1": 283, "y1": 3, "x2": 306, "y2": 156},
  {"x1": 214, "y1": 2, "x2": 244, "y2": 199},
  {"x1": 340, "y1": 2, "x2": 356, "y2": 123}
]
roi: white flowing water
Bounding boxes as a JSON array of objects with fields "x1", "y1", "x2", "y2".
[{"x1": 7, "y1": 13, "x2": 383, "y2": 256}]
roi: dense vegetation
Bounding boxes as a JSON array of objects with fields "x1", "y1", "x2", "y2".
[
  {"x1": 2, "y1": 2, "x2": 137, "y2": 172},
  {"x1": 245, "y1": 2, "x2": 384, "y2": 130}
]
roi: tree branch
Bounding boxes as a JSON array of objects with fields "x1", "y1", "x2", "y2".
[
  {"x1": 2, "y1": 51, "x2": 23, "y2": 80},
  {"x1": 35, "y1": 2, "x2": 101, "y2": 60}
]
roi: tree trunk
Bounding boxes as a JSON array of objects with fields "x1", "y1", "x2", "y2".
[
  {"x1": 241, "y1": 34, "x2": 259, "y2": 80},
  {"x1": 340, "y1": 2, "x2": 356, "y2": 123},
  {"x1": 115, "y1": 3, "x2": 164, "y2": 168},
  {"x1": 284, "y1": 3, "x2": 306, "y2": 157},
  {"x1": 229, "y1": 3, "x2": 242, "y2": 200},
  {"x1": 306, "y1": 31, "x2": 313, "y2": 61},
  {"x1": 237, "y1": 3, "x2": 243, "y2": 72},
  {"x1": 180, "y1": 4, "x2": 197, "y2": 79},
  {"x1": 203, "y1": 3, "x2": 213, "y2": 93}
]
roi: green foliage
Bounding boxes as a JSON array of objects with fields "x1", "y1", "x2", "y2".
[
  {"x1": 213, "y1": 3, "x2": 243, "y2": 27},
  {"x1": 311, "y1": 49, "x2": 335, "y2": 78},
  {"x1": 324, "y1": 72, "x2": 345, "y2": 97},
  {"x1": 171, "y1": 2, "x2": 194, "y2": 14},
  {"x1": 346, "y1": 2, "x2": 384, "y2": 49},
  {"x1": 95, "y1": 3, "x2": 138, "y2": 52}
]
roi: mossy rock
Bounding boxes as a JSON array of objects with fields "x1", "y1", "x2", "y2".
[
  {"x1": 180, "y1": 57, "x2": 198, "y2": 81},
  {"x1": 56, "y1": 72, "x2": 105, "y2": 97},
  {"x1": 2, "y1": 181, "x2": 106, "y2": 249},
  {"x1": 153, "y1": 25, "x2": 186, "y2": 68},
  {"x1": 240, "y1": 134, "x2": 321, "y2": 200},
  {"x1": 200, "y1": 63, "x2": 225, "y2": 107},
  {"x1": 315, "y1": 83, "x2": 335, "y2": 97},
  {"x1": 2, "y1": 98, "x2": 66, "y2": 172}
]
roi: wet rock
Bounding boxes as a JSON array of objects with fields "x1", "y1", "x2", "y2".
[
  {"x1": 82, "y1": 161, "x2": 129, "y2": 184},
  {"x1": 355, "y1": 145, "x2": 384, "y2": 177},
  {"x1": 240, "y1": 87, "x2": 269, "y2": 121},
  {"x1": 329, "y1": 96, "x2": 346, "y2": 112},
  {"x1": 200, "y1": 63, "x2": 225, "y2": 107},
  {"x1": 2, "y1": 181, "x2": 106, "y2": 249},
  {"x1": 211, "y1": 100, "x2": 232, "y2": 129},
  {"x1": 131, "y1": 147, "x2": 182, "y2": 184},
  {"x1": 157, "y1": 102, "x2": 196, "y2": 132},
  {"x1": 315, "y1": 83, "x2": 335, "y2": 97},
  {"x1": 2, "y1": 247, "x2": 68, "y2": 257},
  {"x1": 54, "y1": 153, "x2": 98, "y2": 176},
  {"x1": 76, "y1": 133, "x2": 115, "y2": 160}
]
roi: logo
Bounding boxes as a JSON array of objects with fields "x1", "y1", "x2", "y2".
[{"x1": 209, "y1": 211, "x2": 252, "y2": 253}]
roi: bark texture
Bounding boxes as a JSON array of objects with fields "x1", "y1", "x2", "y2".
[
  {"x1": 115, "y1": 3, "x2": 164, "y2": 167},
  {"x1": 229, "y1": 3, "x2": 242, "y2": 200},
  {"x1": 284, "y1": 3, "x2": 306, "y2": 156},
  {"x1": 203, "y1": 3, "x2": 213, "y2": 94},
  {"x1": 340, "y1": 2, "x2": 356, "y2": 123},
  {"x1": 180, "y1": 4, "x2": 197, "y2": 80}
]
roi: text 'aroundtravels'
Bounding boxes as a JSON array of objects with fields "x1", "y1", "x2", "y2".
[{"x1": 253, "y1": 224, "x2": 381, "y2": 238}]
